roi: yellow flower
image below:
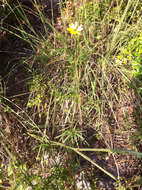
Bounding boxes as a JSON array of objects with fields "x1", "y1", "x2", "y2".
[{"x1": 67, "y1": 22, "x2": 83, "y2": 35}]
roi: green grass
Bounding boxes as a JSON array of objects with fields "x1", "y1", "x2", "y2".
[{"x1": 0, "y1": 0, "x2": 142, "y2": 189}]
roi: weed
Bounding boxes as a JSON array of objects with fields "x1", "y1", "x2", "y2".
[
  {"x1": 117, "y1": 32, "x2": 142, "y2": 94},
  {"x1": 0, "y1": 0, "x2": 142, "y2": 189}
]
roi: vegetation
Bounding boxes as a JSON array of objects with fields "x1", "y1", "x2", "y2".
[{"x1": 0, "y1": 0, "x2": 142, "y2": 189}]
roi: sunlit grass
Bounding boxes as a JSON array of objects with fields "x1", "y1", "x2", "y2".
[{"x1": 0, "y1": 0, "x2": 142, "y2": 189}]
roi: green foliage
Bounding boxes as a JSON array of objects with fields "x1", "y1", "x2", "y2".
[
  {"x1": 117, "y1": 33, "x2": 142, "y2": 94},
  {"x1": 27, "y1": 74, "x2": 46, "y2": 108},
  {"x1": 1, "y1": 0, "x2": 142, "y2": 189},
  {"x1": 117, "y1": 33, "x2": 142, "y2": 74},
  {"x1": 41, "y1": 166, "x2": 73, "y2": 190},
  {"x1": 56, "y1": 126, "x2": 87, "y2": 147},
  {"x1": 0, "y1": 155, "x2": 75, "y2": 190}
]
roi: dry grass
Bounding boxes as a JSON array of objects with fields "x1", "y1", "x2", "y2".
[{"x1": 0, "y1": 0, "x2": 142, "y2": 189}]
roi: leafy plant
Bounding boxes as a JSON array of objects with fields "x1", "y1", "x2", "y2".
[
  {"x1": 117, "y1": 33, "x2": 142, "y2": 92},
  {"x1": 56, "y1": 126, "x2": 87, "y2": 147}
]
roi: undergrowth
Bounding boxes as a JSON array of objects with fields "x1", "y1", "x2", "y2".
[{"x1": 0, "y1": 0, "x2": 142, "y2": 189}]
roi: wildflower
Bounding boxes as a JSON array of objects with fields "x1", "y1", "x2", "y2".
[
  {"x1": 67, "y1": 22, "x2": 83, "y2": 35},
  {"x1": 32, "y1": 180, "x2": 38, "y2": 186}
]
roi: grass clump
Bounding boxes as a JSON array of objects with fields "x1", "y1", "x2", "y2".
[{"x1": 0, "y1": 0, "x2": 142, "y2": 189}]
